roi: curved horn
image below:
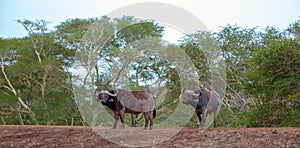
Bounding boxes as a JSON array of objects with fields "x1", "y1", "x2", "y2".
[{"x1": 105, "y1": 89, "x2": 118, "y2": 97}]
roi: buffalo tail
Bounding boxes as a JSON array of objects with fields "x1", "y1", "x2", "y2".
[{"x1": 153, "y1": 109, "x2": 156, "y2": 119}]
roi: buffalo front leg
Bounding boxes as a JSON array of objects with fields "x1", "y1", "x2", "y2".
[
  {"x1": 200, "y1": 108, "x2": 208, "y2": 128},
  {"x1": 120, "y1": 117, "x2": 125, "y2": 129},
  {"x1": 119, "y1": 112, "x2": 125, "y2": 129},
  {"x1": 195, "y1": 109, "x2": 202, "y2": 128},
  {"x1": 113, "y1": 114, "x2": 119, "y2": 129}
]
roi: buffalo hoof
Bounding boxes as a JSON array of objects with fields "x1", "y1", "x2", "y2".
[{"x1": 199, "y1": 126, "x2": 206, "y2": 132}]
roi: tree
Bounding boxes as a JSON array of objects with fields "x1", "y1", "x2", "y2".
[
  {"x1": 213, "y1": 25, "x2": 260, "y2": 121},
  {"x1": 242, "y1": 23, "x2": 300, "y2": 127},
  {"x1": 57, "y1": 16, "x2": 167, "y2": 126},
  {"x1": 0, "y1": 20, "x2": 82, "y2": 125}
]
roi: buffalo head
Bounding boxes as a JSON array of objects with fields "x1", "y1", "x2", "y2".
[
  {"x1": 95, "y1": 89, "x2": 118, "y2": 104},
  {"x1": 180, "y1": 88, "x2": 203, "y2": 108}
]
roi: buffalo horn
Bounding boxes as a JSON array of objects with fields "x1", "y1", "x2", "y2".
[{"x1": 104, "y1": 90, "x2": 118, "y2": 97}]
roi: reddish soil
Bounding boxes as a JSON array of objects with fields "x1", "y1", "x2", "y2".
[{"x1": 0, "y1": 125, "x2": 299, "y2": 147}]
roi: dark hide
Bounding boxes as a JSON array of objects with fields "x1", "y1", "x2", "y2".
[
  {"x1": 181, "y1": 89, "x2": 219, "y2": 128},
  {"x1": 97, "y1": 89, "x2": 156, "y2": 129}
]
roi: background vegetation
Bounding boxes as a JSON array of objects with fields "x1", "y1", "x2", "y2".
[{"x1": 0, "y1": 16, "x2": 299, "y2": 127}]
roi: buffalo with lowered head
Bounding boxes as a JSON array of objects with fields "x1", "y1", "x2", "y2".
[
  {"x1": 181, "y1": 88, "x2": 219, "y2": 128},
  {"x1": 95, "y1": 89, "x2": 156, "y2": 129}
]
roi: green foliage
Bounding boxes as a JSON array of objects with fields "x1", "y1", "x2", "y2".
[
  {"x1": 215, "y1": 25, "x2": 259, "y2": 109},
  {"x1": 179, "y1": 32, "x2": 212, "y2": 86},
  {"x1": 0, "y1": 20, "x2": 82, "y2": 125},
  {"x1": 241, "y1": 25, "x2": 300, "y2": 127},
  {"x1": 1, "y1": 17, "x2": 299, "y2": 128},
  {"x1": 233, "y1": 102, "x2": 300, "y2": 127},
  {"x1": 215, "y1": 106, "x2": 238, "y2": 127}
]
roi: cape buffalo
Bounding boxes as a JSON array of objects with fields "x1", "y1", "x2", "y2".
[
  {"x1": 95, "y1": 89, "x2": 156, "y2": 129},
  {"x1": 181, "y1": 88, "x2": 219, "y2": 128}
]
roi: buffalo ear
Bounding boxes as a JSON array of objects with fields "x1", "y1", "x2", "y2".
[
  {"x1": 194, "y1": 88, "x2": 202, "y2": 96},
  {"x1": 94, "y1": 89, "x2": 101, "y2": 97},
  {"x1": 108, "y1": 98, "x2": 114, "y2": 102},
  {"x1": 199, "y1": 91, "x2": 202, "y2": 97}
]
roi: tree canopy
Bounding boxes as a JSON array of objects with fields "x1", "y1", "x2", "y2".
[{"x1": 0, "y1": 17, "x2": 299, "y2": 127}]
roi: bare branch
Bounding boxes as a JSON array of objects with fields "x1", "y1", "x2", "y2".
[
  {"x1": 1, "y1": 57, "x2": 37, "y2": 124},
  {"x1": 0, "y1": 108, "x2": 31, "y2": 114}
]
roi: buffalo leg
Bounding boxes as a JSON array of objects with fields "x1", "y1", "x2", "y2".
[
  {"x1": 200, "y1": 108, "x2": 208, "y2": 128},
  {"x1": 120, "y1": 113, "x2": 125, "y2": 129},
  {"x1": 113, "y1": 114, "x2": 119, "y2": 129},
  {"x1": 195, "y1": 110, "x2": 202, "y2": 128},
  {"x1": 149, "y1": 111, "x2": 153, "y2": 130},
  {"x1": 213, "y1": 111, "x2": 217, "y2": 128},
  {"x1": 143, "y1": 112, "x2": 149, "y2": 129}
]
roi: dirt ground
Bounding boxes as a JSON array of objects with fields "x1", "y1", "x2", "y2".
[{"x1": 0, "y1": 125, "x2": 299, "y2": 147}]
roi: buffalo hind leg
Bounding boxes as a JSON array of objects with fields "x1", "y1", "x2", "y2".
[
  {"x1": 143, "y1": 112, "x2": 149, "y2": 129},
  {"x1": 213, "y1": 111, "x2": 217, "y2": 128},
  {"x1": 149, "y1": 111, "x2": 153, "y2": 130}
]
